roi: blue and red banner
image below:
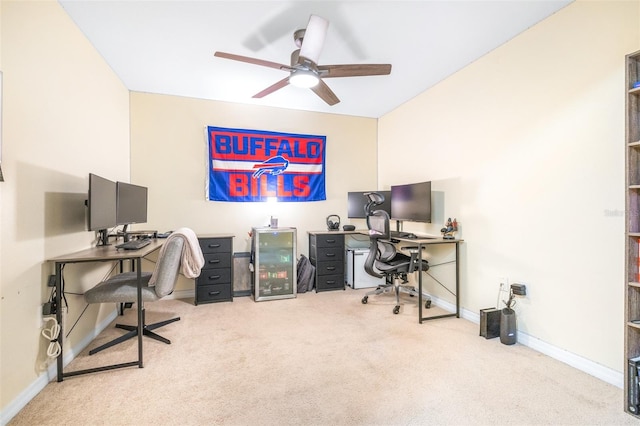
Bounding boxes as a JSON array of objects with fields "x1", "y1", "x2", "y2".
[{"x1": 207, "y1": 126, "x2": 326, "y2": 202}]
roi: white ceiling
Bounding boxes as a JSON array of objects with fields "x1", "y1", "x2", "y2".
[{"x1": 59, "y1": 0, "x2": 573, "y2": 118}]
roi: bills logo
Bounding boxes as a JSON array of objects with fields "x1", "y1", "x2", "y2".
[
  {"x1": 252, "y1": 156, "x2": 289, "y2": 178},
  {"x1": 207, "y1": 126, "x2": 326, "y2": 202}
]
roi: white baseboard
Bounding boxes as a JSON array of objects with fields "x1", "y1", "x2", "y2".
[{"x1": 429, "y1": 295, "x2": 623, "y2": 389}]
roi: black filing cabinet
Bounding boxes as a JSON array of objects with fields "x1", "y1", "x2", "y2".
[
  {"x1": 196, "y1": 235, "x2": 234, "y2": 305},
  {"x1": 309, "y1": 232, "x2": 345, "y2": 292}
]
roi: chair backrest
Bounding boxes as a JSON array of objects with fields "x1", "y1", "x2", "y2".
[
  {"x1": 364, "y1": 192, "x2": 395, "y2": 278},
  {"x1": 152, "y1": 236, "x2": 185, "y2": 298}
]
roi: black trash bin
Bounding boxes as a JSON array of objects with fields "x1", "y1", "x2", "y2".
[{"x1": 500, "y1": 308, "x2": 517, "y2": 345}]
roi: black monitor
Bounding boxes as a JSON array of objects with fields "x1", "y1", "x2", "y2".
[
  {"x1": 116, "y1": 182, "x2": 148, "y2": 231},
  {"x1": 348, "y1": 190, "x2": 391, "y2": 218},
  {"x1": 390, "y1": 181, "x2": 432, "y2": 223},
  {"x1": 87, "y1": 173, "x2": 117, "y2": 246}
]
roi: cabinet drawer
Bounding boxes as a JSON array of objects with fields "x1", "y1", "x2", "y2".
[
  {"x1": 203, "y1": 252, "x2": 232, "y2": 269},
  {"x1": 315, "y1": 234, "x2": 344, "y2": 248},
  {"x1": 315, "y1": 260, "x2": 344, "y2": 276},
  {"x1": 316, "y1": 247, "x2": 344, "y2": 261},
  {"x1": 197, "y1": 268, "x2": 231, "y2": 286},
  {"x1": 199, "y1": 238, "x2": 232, "y2": 254},
  {"x1": 316, "y1": 274, "x2": 345, "y2": 291},
  {"x1": 196, "y1": 283, "x2": 232, "y2": 303}
]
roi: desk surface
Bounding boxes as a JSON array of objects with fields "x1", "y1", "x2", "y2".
[
  {"x1": 48, "y1": 239, "x2": 163, "y2": 263},
  {"x1": 393, "y1": 236, "x2": 464, "y2": 244},
  {"x1": 308, "y1": 229, "x2": 463, "y2": 244}
]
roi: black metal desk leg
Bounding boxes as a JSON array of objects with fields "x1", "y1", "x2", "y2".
[
  {"x1": 418, "y1": 242, "x2": 424, "y2": 324},
  {"x1": 455, "y1": 242, "x2": 460, "y2": 317},
  {"x1": 136, "y1": 258, "x2": 144, "y2": 368},
  {"x1": 55, "y1": 262, "x2": 64, "y2": 382}
]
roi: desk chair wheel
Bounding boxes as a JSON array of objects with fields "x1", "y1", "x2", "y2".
[
  {"x1": 362, "y1": 296, "x2": 368, "y2": 304},
  {"x1": 393, "y1": 305, "x2": 400, "y2": 314},
  {"x1": 426, "y1": 300, "x2": 432, "y2": 309}
]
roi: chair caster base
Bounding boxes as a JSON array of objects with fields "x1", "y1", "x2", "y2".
[
  {"x1": 426, "y1": 300, "x2": 432, "y2": 309},
  {"x1": 362, "y1": 296, "x2": 368, "y2": 304},
  {"x1": 393, "y1": 305, "x2": 400, "y2": 314}
]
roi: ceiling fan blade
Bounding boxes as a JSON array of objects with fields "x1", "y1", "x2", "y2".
[
  {"x1": 318, "y1": 64, "x2": 392, "y2": 78},
  {"x1": 214, "y1": 51, "x2": 291, "y2": 71},
  {"x1": 298, "y1": 15, "x2": 328, "y2": 64},
  {"x1": 253, "y1": 77, "x2": 290, "y2": 99},
  {"x1": 311, "y1": 80, "x2": 340, "y2": 106}
]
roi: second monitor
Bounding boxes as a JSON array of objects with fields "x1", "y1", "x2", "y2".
[
  {"x1": 347, "y1": 190, "x2": 391, "y2": 219},
  {"x1": 116, "y1": 182, "x2": 148, "y2": 232}
]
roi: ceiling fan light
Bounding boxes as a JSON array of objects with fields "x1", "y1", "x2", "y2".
[{"x1": 289, "y1": 69, "x2": 319, "y2": 88}]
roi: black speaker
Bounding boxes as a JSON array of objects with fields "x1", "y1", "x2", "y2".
[{"x1": 480, "y1": 308, "x2": 501, "y2": 339}]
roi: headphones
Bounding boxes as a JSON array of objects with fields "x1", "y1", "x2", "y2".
[{"x1": 326, "y1": 214, "x2": 340, "y2": 231}]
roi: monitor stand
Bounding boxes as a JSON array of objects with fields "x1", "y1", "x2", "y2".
[{"x1": 96, "y1": 229, "x2": 111, "y2": 246}]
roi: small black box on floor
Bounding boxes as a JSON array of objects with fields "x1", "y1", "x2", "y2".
[{"x1": 480, "y1": 308, "x2": 501, "y2": 339}]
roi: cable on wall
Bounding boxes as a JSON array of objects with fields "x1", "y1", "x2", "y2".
[{"x1": 41, "y1": 317, "x2": 61, "y2": 359}]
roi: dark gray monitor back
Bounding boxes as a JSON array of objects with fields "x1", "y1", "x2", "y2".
[
  {"x1": 347, "y1": 190, "x2": 391, "y2": 219},
  {"x1": 116, "y1": 182, "x2": 148, "y2": 225},
  {"x1": 87, "y1": 173, "x2": 117, "y2": 231}
]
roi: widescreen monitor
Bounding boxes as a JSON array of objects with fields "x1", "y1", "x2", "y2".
[
  {"x1": 87, "y1": 173, "x2": 117, "y2": 246},
  {"x1": 347, "y1": 190, "x2": 391, "y2": 218},
  {"x1": 390, "y1": 181, "x2": 431, "y2": 223},
  {"x1": 87, "y1": 173, "x2": 117, "y2": 232},
  {"x1": 116, "y1": 182, "x2": 148, "y2": 226}
]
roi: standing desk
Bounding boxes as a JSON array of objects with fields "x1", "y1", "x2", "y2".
[
  {"x1": 390, "y1": 236, "x2": 464, "y2": 323},
  {"x1": 47, "y1": 240, "x2": 163, "y2": 381}
]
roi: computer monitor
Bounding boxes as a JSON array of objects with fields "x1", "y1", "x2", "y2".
[
  {"x1": 390, "y1": 181, "x2": 432, "y2": 223},
  {"x1": 347, "y1": 190, "x2": 391, "y2": 219},
  {"x1": 116, "y1": 182, "x2": 148, "y2": 231},
  {"x1": 87, "y1": 173, "x2": 117, "y2": 246}
]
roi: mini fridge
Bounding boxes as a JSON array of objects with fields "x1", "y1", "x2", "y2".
[
  {"x1": 345, "y1": 248, "x2": 385, "y2": 289},
  {"x1": 250, "y1": 227, "x2": 297, "y2": 301}
]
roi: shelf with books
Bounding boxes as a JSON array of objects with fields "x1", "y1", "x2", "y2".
[{"x1": 626, "y1": 49, "x2": 640, "y2": 418}]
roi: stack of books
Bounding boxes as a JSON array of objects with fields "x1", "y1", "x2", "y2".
[{"x1": 628, "y1": 355, "x2": 640, "y2": 414}]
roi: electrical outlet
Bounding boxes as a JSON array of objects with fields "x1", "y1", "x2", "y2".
[{"x1": 47, "y1": 275, "x2": 56, "y2": 287}]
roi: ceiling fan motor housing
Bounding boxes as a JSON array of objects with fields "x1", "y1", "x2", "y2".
[{"x1": 293, "y1": 29, "x2": 305, "y2": 48}]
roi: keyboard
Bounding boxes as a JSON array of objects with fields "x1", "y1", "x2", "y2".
[
  {"x1": 389, "y1": 230, "x2": 417, "y2": 239},
  {"x1": 116, "y1": 238, "x2": 152, "y2": 250}
]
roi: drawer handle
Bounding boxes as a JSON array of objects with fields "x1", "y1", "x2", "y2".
[
  {"x1": 208, "y1": 275, "x2": 221, "y2": 280},
  {"x1": 326, "y1": 280, "x2": 335, "y2": 284},
  {"x1": 326, "y1": 266, "x2": 336, "y2": 271},
  {"x1": 208, "y1": 244, "x2": 221, "y2": 248},
  {"x1": 208, "y1": 291, "x2": 221, "y2": 296},
  {"x1": 326, "y1": 239, "x2": 335, "y2": 243},
  {"x1": 326, "y1": 253, "x2": 335, "y2": 257},
  {"x1": 208, "y1": 259, "x2": 221, "y2": 264}
]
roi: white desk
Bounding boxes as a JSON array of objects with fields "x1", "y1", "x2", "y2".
[{"x1": 47, "y1": 240, "x2": 163, "y2": 381}]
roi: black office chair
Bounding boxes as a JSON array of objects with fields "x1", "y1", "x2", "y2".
[{"x1": 360, "y1": 192, "x2": 431, "y2": 314}]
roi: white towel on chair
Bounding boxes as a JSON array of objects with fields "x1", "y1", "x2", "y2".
[{"x1": 149, "y1": 227, "x2": 205, "y2": 285}]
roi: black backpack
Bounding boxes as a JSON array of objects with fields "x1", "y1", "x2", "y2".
[{"x1": 296, "y1": 254, "x2": 315, "y2": 293}]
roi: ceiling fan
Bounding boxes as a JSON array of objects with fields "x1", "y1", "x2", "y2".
[{"x1": 214, "y1": 14, "x2": 392, "y2": 106}]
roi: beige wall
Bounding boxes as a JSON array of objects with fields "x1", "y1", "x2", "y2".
[
  {"x1": 378, "y1": 0, "x2": 639, "y2": 372},
  {"x1": 2, "y1": 0, "x2": 639, "y2": 422},
  {"x1": 129, "y1": 92, "x2": 379, "y2": 293},
  {"x1": 1, "y1": 0, "x2": 130, "y2": 415}
]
